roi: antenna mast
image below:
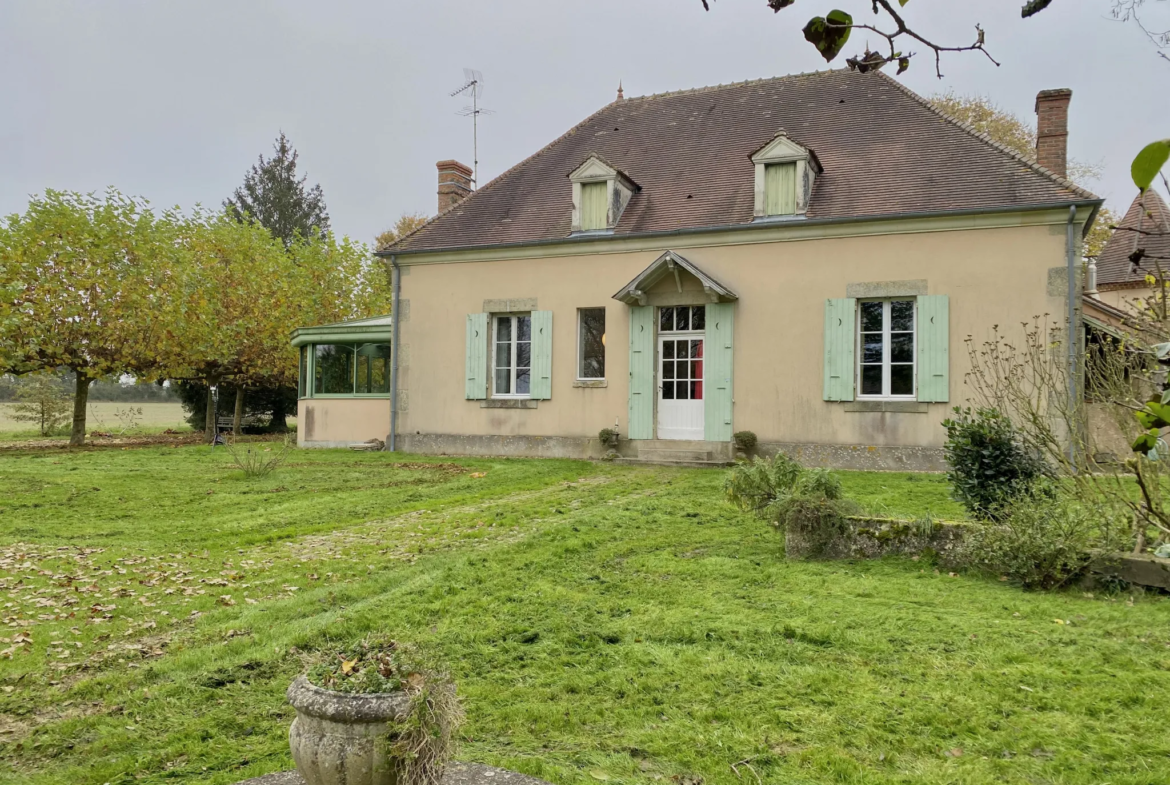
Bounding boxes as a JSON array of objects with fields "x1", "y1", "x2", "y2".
[{"x1": 450, "y1": 68, "x2": 493, "y2": 188}]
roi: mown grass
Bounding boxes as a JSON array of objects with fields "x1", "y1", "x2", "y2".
[{"x1": 0, "y1": 447, "x2": 1166, "y2": 785}]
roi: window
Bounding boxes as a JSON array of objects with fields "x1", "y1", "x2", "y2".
[
  {"x1": 355, "y1": 343, "x2": 392, "y2": 394},
  {"x1": 493, "y1": 314, "x2": 532, "y2": 396},
  {"x1": 311, "y1": 342, "x2": 392, "y2": 396},
  {"x1": 580, "y1": 182, "x2": 608, "y2": 231},
  {"x1": 764, "y1": 162, "x2": 797, "y2": 216},
  {"x1": 858, "y1": 300, "x2": 915, "y2": 398},
  {"x1": 578, "y1": 308, "x2": 606, "y2": 379},
  {"x1": 315, "y1": 344, "x2": 355, "y2": 395},
  {"x1": 298, "y1": 347, "x2": 308, "y2": 398},
  {"x1": 659, "y1": 305, "x2": 705, "y2": 333}
]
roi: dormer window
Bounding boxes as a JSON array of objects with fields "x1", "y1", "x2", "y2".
[
  {"x1": 580, "y1": 181, "x2": 608, "y2": 231},
  {"x1": 750, "y1": 131, "x2": 821, "y2": 220},
  {"x1": 568, "y1": 154, "x2": 639, "y2": 235}
]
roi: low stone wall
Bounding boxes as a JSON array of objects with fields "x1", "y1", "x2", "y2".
[
  {"x1": 785, "y1": 516, "x2": 968, "y2": 563},
  {"x1": 397, "y1": 432, "x2": 608, "y2": 460},
  {"x1": 785, "y1": 515, "x2": 1170, "y2": 592}
]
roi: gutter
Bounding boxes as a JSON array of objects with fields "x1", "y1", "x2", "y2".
[
  {"x1": 375, "y1": 199, "x2": 1104, "y2": 261},
  {"x1": 388, "y1": 254, "x2": 401, "y2": 453}
]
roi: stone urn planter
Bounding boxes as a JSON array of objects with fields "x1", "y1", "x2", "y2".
[{"x1": 287, "y1": 675, "x2": 411, "y2": 785}]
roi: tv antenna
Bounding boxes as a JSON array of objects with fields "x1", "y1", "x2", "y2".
[{"x1": 450, "y1": 68, "x2": 493, "y2": 188}]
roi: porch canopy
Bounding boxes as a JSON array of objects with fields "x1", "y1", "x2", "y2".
[
  {"x1": 290, "y1": 314, "x2": 393, "y2": 347},
  {"x1": 612, "y1": 250, "x2": 738, "y2": 305}
]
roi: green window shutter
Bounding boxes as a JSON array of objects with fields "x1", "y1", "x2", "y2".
[
  {"x1": 823, "y1": 298, "x2": 856, "y2": 402},
  {"x1": 764, "y1": 162, "x2": 796, "y2": 216},
  {"x1": 704, "y1": 302, "x2": 735, "y2": 442},
  {"x1": 530, "y1": 310, "x2": 553, "y2": 399},
  {"x1": 465, "y1": 312, "x2": 488, "y2": 400},
  {"x1": 916, "y1": 295, "x2": 949, "y2": 403},
  {"x1": 627, "y1": 306, "x2": 655, "y2": 439},
  {"x1": 581, "y1": 182, "x2": 608, "y2": 230}
]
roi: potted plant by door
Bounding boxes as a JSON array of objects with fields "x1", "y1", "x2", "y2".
[{"x1": 288, "y1": 638, "x2": 463, "y2": 785}]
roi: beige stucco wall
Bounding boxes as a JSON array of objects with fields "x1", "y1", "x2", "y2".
[
  {"x1": 387, "y1": 218, "x2": 1076, "y2": 453},
  {"x1": 298, "y1": 398, "x2": 389, "y2": 447},
  {"x1": 1093, "y1": 285, "x2": 1152, "y2": 314}
]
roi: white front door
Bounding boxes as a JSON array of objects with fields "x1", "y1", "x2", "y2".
[{"x1": 658, "y1": 334, "x2": 704, "y2": 440}]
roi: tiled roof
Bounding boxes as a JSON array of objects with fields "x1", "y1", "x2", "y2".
[
  {"x1": 391, "y1": 69, "x2": 1094, "y2": 254},
  {"x1": 1097, "y1": 189, "x2": 1170, "y2": 287}
]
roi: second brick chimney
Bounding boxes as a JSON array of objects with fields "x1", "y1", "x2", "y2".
[
  {"x1": 1035, "y1": 88, "x2": 1072, "y2": 180},
  {"x1": 437, "y1": 160, "x2": 473, "y2": 213}
]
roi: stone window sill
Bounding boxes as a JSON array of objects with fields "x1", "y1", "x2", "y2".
[
  {"x1": 843, "y1": 401, "x2": 929, "y2": 414},
  {"x1": 573, "y1": 379, "x2": 608, "y2": 388},
  {"x1": 480, "y1": 398, "x2": 538, "y2": 409}
]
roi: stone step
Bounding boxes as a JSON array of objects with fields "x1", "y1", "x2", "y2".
[
  {"x1": 614, "y1": 457, "x2": 733, "y2": 469},
  {"x1": 638, "y1": 447, "x2": 715, "y2": 463}
]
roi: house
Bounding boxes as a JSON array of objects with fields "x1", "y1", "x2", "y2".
[{"x1": 295, "y1": 69, "x2": 1102, "y2": 470}]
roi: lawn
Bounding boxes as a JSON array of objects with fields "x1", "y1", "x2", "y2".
[{"x1": 0, "y1": 446, "x2": 1166, "y2": 785}]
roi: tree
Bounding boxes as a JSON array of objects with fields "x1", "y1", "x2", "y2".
[
  {"x1": 375, "y1": 212, "x2": 430, "y2": 252},
  {"x1": 224, "y1": 132, "x2": 330, "y2": 248},
  {"x1": 10, "y1": 374, "x2": 71, "y2": 436},
  {"x1": 0, "y1": 189, "x2": 173, "y2": 445}
]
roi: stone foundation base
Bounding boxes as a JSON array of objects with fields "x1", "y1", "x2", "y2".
[
  {"x1": 238, "y1": 762, "x2": 551, "y2": 785},
  {"x1": 760, "y1": 441, "x2": 946, "y2": 472}
]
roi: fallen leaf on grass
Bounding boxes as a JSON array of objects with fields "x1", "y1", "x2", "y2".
[
  {"x1": 217, "y1": 595, "x2": 235, "y2": 607},
  {"x1": 1018, "y1": 685, "x2": 1034, "y2": 692},
  {"x1": 469, "y1": 472, "x2": 487, "y2": 479},
  {"x1": 589, "y1": 772, "x2": 610, "y2": 782},
  {"x1": 946, "y1": 748, "x2": 963, "y2": 757}
]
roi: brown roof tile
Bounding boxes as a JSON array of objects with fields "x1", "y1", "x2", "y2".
[
  {"x1": 391, "y1": 69, "x2": 1094, "y2": 254},
  {"x1": 1097, "y1": 189, "x2": 1170, "y2": 287}
]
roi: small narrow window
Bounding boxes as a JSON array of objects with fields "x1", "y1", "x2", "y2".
[
  {"x1": 298, "y1": 346, "x2": 308, "y2": 398},
  {"x1": 493, "y1": 314, "x2": 532, "y2": 397},
  {"x1": 314, "y1": 344, "x2": 356, "y2": 395},
  {"x1": 857, "y1": 300, "x2": 916, "y2": 398},
  {"x1": 580, "y1": 182, "x2": 608, "y2": 231},
  {"x1": 578, "y1": 308, "x2": 606, "y2": 379},
  {"x1": 764, "y1": 162, "x2": 797, "y2": 216}
]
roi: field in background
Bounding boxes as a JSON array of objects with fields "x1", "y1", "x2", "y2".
[
  {"x1": 0, "y1": 401, "x2": 190, "y2": 436},
  {"x1": 0, "y1": 448, "x2": 1166, "y2": 784}
]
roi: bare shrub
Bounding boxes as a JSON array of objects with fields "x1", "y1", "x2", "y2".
[{"x1": 223, "y1": 434, "x2": 292, "y2": 479}]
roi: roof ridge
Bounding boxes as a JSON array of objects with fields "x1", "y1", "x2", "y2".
[
  {"x1": 874, "y1": 71, "x2": 1099, "y2": 202},
  {"x1": 384, "y1": 100, "x2": 620, "y2": 253},
  {"x1": 623, "y1": 68, "x2": 845, "y2": 103}
]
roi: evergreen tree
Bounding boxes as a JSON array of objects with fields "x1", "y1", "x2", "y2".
[{"x1": 224, "y1": 132, "x2": 330, "y2": 246}]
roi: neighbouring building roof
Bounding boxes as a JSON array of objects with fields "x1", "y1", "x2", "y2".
[
  {"x1": 1097, "y1": 188, "x2": 1170, "y2": 288},
  {"x1": 389, "y1": 69, "x2": 1095, "y2": 255}
]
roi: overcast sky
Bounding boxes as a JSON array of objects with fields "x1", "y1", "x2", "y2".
[{"x1": 2, "y1": 1, "x2": 1168, "y2": 243}]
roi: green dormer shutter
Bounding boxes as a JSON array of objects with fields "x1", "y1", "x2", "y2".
[
  {"x1": 764, "y1": 162, "x2": 797, "y2": 216},
  {"x1": 581, "y1": 182, "x2": 608, "y2": 231}
]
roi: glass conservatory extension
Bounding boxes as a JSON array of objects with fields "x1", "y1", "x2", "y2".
[{"x1": 290, "y1": 315, "x2": 393, "y2": 399}]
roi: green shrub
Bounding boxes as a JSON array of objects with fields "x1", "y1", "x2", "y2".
[
  {"x1": 724, "y1": 452, "x2": 803, "y2": 521},
  {"x1": 598, "y1": 427, "x2": 619, "y2": 445},
  {"x1": 733, "y1": 430, "x2": 758, "y2": 451},
  {"x1": 960, "y1": 485, "x2": 1129, "y2": 589},
  {"x1": 725, "y1": 454, "x2": 858, "y2": 556},
  {"x1": 942, "y1": 406, "x2": 1049, "y2": 520}
]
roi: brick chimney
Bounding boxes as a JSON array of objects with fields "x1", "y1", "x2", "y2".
[
  {"x1": 436, "y1": 160, "x2": 473, "y2": 213},
  {"x1": 1035, "y1": 88, "x2": 1071, "y2": 179}
]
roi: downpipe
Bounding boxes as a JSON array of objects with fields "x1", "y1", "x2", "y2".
[
  {"x1": 389, "y1": 254, "x2": 401, "y2": 453},
  {"x1": 1066, "y1": 205, "x2": 1078, "y2": 468}
]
